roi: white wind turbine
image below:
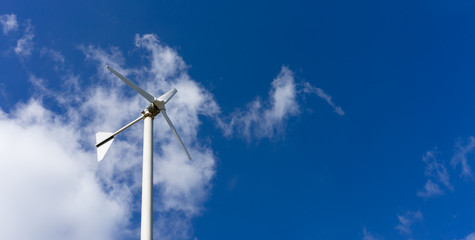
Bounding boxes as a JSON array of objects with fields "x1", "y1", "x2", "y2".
[{"x1": 95, "y1": 65, "x2": 191, "y2": 240}]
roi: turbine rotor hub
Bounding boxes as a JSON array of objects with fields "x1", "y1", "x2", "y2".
[{"x1": 142, "y1": 103, "x2": 160, "y2": 118}]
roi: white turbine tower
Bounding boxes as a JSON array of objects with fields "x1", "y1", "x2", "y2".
[{"x1": 95, "y1": 65, "x2": 191, "y2": 240}]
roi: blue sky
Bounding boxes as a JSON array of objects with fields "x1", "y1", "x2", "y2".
[{"x1": 1, "y1": 0, "x2": 475, "y2": 239}]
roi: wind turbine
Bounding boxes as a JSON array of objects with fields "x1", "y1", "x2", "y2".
[{"x1": 95, "y1": 65, "x2": 191, "y2": 240}]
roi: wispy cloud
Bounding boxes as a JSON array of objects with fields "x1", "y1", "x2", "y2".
[
  {"x1": 452, "y1": 137, "x2": 475, "y2": 178},
  {"x1": 363, "y1": 227, "x2": 382, "y2": 240},
  {"x1": 134, "y1": 33, "x2": 187, "y2": 82},
  {"x1": 418, "y1": 179, "x2": 443, "y2": 198},
  {"x1": 463, "y1": 232, "x2": 475, "y2": 240},
  {"x1": 0, "y1": 14, "x2": 34, "y2": 57},
  {"x1": 218, "y1": 67, "x2": 344, "y2": 141},
  {"x1": 0, "y1": 13, "x2": 18, "y2": 34},
  {"x1": 395, "y1": 210, "x2": 423, "y2": 236},
  {"x1": 424, "y1": 151, "x2": 452, "y2": 189},
  {"x1": 219, "y1": 66, "x2": 299, "y2": 140},
  {"x1": 40, "y1": 48, "x2": 65, "y2": 66},
  {"x1": 14, "y1": 19, "x2": 34, "y2": 57},
  {"x1": 302, "y1": 81, "x2": 345, "y2": 116},
  {"x1": 417, "y1": 150, "x2": 452, "y2": 198}
]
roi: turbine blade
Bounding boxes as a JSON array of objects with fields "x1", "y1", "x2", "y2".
[
  {"x1": 96, "y1": 132, "x2": 115, "y2": 162},
  {"x1": 106, "y1": 65, "x2": 155, "y2": 103},
  {"x1": 156, "y1": 88, "x2": 177, "y2": 104},
  {"x1": 161, "y1": 110, "x2": 192, "y2": 160}
]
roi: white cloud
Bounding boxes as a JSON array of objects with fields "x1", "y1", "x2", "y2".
[
  {"x1": 220, "y1": 66, "x2": 300, "y2": 140},
  {"x1": 40, "y1": 48, "x2": 65, "y2": 71},
  {"x1": 79, "y1": 44, "x2": 127, "y2": 80},
  {"x1": 40, "y1": 48, "x2": 65, "y2": 63},
  {"x1": 417, "y1": 179, "x2": 443, "y2": 198},
  {"x1": 134, "y1": 34, "x2": 187, "y2": 82},
  {"x1": 217, "y1": 68, "x2": 344, "y2": 141},
  {"x1": 395, "y1": 210, "x2": 423, "y2": 235},
  {"x1": 0, "y1": 14, "x2": 34, "y2": 57},
  {"x1": 424, "y1": 151, "x2": 452, "y2": 189},
  {"x1": 302, "y1": 81, "x2": 345, "y2": 116},
  {"x1": 0, "y1": 101, "x2": 130, "y2": 240},
  {"x1": 14, "y1": 19, "x2": 34, "y2": 56},
  {"x1": 0, "y1": 13, "x2": 18, "y2": 34},
  {"x1": 417, "y1": 150, "x2": 452, "y2": 198},
  {"x1": 363, "y1": 227, "x2": 382, "y2": 240},
  {"x1": 452, "y1": 137, "x2": 475, "y2": 178},
  {"x1": 464, "y1": 232, "x2": 475, "y2": 240}
]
